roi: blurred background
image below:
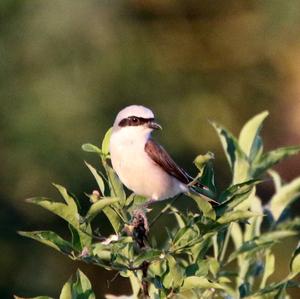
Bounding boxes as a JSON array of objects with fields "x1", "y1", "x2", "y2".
[{"x1": 1, "y1": 0, "x2": 300, "y2": 298}]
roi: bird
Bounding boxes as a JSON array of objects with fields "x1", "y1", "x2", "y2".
[{"x1": 109, "y1": 105, "x2": 214, "y2": 205}]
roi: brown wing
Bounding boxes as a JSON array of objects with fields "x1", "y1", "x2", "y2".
[{"x1": 145, "y1": 139, "x2": 191, "y2": 184}]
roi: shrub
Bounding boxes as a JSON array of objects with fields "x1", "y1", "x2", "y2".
[{"x1": 17, "y1": 111, "x2": 300, "y2": 298}]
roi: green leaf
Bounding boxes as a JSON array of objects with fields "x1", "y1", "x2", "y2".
[
  {"x1": 260, "y1": 250, "x2": 275, "y2": 288},
  {"x1": 85, "y1": 197, "x2": 120, "y2": 222},
  {"x1": 133, "y1": 249, "x2": 162, "y2": 266},
  {"x1": 59, "y1": 269, "x2": 96, "y2": 299},
  {"x1": 189, "y1": 193, "x2": 216, "y2": 220},
  {"x1": 104, "y1": 163, "x2": 126, "y2": 203},
  {"x1": 253, "y1": 146, "x2": 300, "y2": 177},
  {"x1": 172, "y1": 226, "x2": 200, "y2": 249},
  {"x1": 217, "y1": 210, "x2": 262, "y2": 225},
  {"x1": 27, "y1": 193, "x2": 91, "y2": 248},
  {"x1": 148, "y1": 259, "x2": 167, "y2": 277},
  {"x1": 290, "y1": 243, "x2": 300, "y2": 276},
  {"x1": 59, "y1": 277, "x2": 72, "y2": 299},
  {"x1": 268, "y1": 170, "x2": 282, "y2": 193},
  {"x1": 18, "y1": 231, "x2": 75, "y2": 256},
  {"x1": 102, "y1": 127, "x2": 112, "y2": 156},
  {"x1": 14, "y1": 296, "x2": 54, "y2": 299},
  {"x1": 170, "y1": 207, "x2": 186, "y2": 228},
  {"x1": 258, "y1": 230, "x2": 298, "y2": 243},
  {"x1": 238, "y1": 111, "x2": 269, "y2": 158},
  {"x1": 270, "y1": 177, "x2": 300, "y2": 221},
  {"x1": 208, "y1": 257, "x2": 220, "y2": 278},
  {"x1": 219, "y1": 179, "x2": 261, "y2": 203},
  {"x1": 181, "y1": 276, "x2": 224, "y2": 291},
  {"x1": 211, "y1": 122, "x2": 249, "y2": 184},
  {"x1": 194, "y1": 152, "x2": 214, "y2": 174},
  {"x1": 216, "y1": 181, "x2": 259, "y2": 217},
  {"x1": 72, "y1": 269, "x2": 96, "y2": 299},
  {"x1": 211, "y1": 122, "x2": 243, "y2": 168},
  {"x1": 103, "y1": 206, "x2": 123, "y2": 233},
  {"x1": 68, "y1": 224, "x2": 82, "y2": 252},
  {"x1": 198, "y1": 162, "x2": 217, "y2": 195},
  {"x1": 81, "y1": 143, "x2": 102, "y2": 154},
  {"x1": 228, "y1": 239, "x2": 274, "y2": 263},
  {"x1": 228, "y1": 230, "x2": 297, "y2": 263},
  {"x1": 163, "y1": 255, "x2": 184, "y2": 289},
  {"x1": 85, "y1": 162, "x2": 105, "y2": 196},
  {"x1": 26, "y1": 197, "x2": 79, "y2": 229},
  {"x1": 52, "y1": 184, "x2": 78, "y2": 212},
  {"x1": 92, "y1": 243, "x2": 112, "y2": 261}
]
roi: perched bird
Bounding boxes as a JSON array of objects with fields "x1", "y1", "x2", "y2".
[{"x1": 109, "y1": 105, "x2": 213, "y2": 205}]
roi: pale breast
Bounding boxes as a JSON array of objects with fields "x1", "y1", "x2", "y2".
[{"x1": 110, "y1": 133, "x2": 186, "y2": 200}]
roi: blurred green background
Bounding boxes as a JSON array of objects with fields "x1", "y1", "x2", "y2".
[{"x1": 2, "y1": 0, "x2": 300, "y2": 298}]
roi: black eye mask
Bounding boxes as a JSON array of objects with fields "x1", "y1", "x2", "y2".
[{"x1": 118, "y1": 116, "x2": 154, "y2": 127}]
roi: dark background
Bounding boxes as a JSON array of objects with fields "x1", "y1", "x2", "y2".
[{"x1": 1, "y1": 1, "x2": 300, "y2": 298}]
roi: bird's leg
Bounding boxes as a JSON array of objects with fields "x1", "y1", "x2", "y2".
[{"x1": 139, "y1": 197, "x2": 157, "y2": 210}]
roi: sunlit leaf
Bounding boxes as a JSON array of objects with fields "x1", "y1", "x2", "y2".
[
  {"x1": 170, "y1": 207, "x2": 186, "y2": 228},
  {"x1": 104, "y1": 163, "x2": 126, "y2": 203},
  {"x1": 14, "y1": 296, "x2": 54, "y2": 299},
  {"x1": 52, "y1": 183, "x2": 78, "y2": 212},
  {"x1": 211, "y1": 122, "x2": 249, "y2": 184},
  {"x1": 228, "y1": 230, "x2": 297, "y2": 263},
  {"x1": 268, "y1": 170, "x2": 282, "y2": 193},
  {"x1": 216, "y1": 180, "x2": 260, "y2": 217},
  {"x1": 244, "y1": 196, "x2": 263, "y2": 241},
  {"x1": 102, "y1": 127, "x2": 112, "y2": 156},
  {"x1": 217, "y1": 210, "x2": 261, "y2": 225},
  {"x1": 211, "y1": 122, "x2": 242, "y2": 170},
  {"x1": 172, "y1": 226, "x2": 200, "y2": 249},
  {"x1": 81, "y1": 143, "x2": 102, "y2": 154},
  {"x1": 194, "y1": 152, "x2": 214, "y2": 174},
  {"x1": 92, "y1": 243, "x2": 112, "y2": 261},
  {"x1": 208, "y1": 257, "x2": 220, "y2": 278},
  {"x1": 270, "y1": 177, "x2": 300, "y2": 221},
  {"x1": 72, "y1": 269, "x2": 96, "y2": 299},
  {"x1": 148, "y1": 259, "x2": 167, "y2": 277},
  {"x1": 228, "y1": 240, "x2": 274, "y2": 263},
  {"x1": 103, "y1": 206, "x2": 123, "y2": 233},
  {"x1": 26, "y1": 197, "x2": 79, "y2": 228},
  {"x1": 18, "y1": 231, "x2": 75, "y2": 256},
  {"x1": 260, "y1": 250, "x2": 275, "y2": 288},
  {"x1": 181, "y1": 276, "x2": 225, "y2": 291},
  {"x1": 238, "y1": 111, "x2": 269, "y2": 158},
  {"x1": 253, "y1": 146, "x2": 300, "y2": 177},
  {"x1": 85, "y1": 197, "x2": 120, "y2": 222},
  {"x1": 163, "y1": 255, "x2": 184, "y2": 289},
  {"x1": 219, "y1": 179, "x2": 261, "y2": 203},
  {"x1": 133, "y1": 249, "x2": 162, "y2": 266},
  {"x1": 198, "y1": 161, "x2": 217, "y2": 195},
  {"x1": 59, "y1": 269, "x2": 95, "y2": 299},
  {"x1": 85, "y1": 162, "x2": 106, "y2": 196},
  {"x1": 189, "y1": 193, "x2": 216, "y2": 220},
  {"x1": 290, "y1": 243, "x2": 300, "y2": 276},
  {"x1": 27, "y1": 194, "x2": 91, "y2": 248}
]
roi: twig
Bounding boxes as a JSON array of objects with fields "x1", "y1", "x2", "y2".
[
  {"x1": 149, "y1": 195, "x2": 180, "y2": 228},
  {"x1": 219, "y1": 223, "x2": 232, "y2": 262}
]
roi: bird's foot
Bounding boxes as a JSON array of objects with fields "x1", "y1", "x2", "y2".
[{"x1": 138, "y1": 198, "x2": 157, "y2": 211}]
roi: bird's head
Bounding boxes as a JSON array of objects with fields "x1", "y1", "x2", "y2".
[{"x1": 112, "y1": 105, "x2": 162, "y2": 138}]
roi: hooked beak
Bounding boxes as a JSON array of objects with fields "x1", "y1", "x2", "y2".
[{"x1": 148, "y1": 121, "x2": 162, "y2": 130}]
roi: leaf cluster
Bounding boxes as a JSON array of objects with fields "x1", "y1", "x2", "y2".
[{"x1": 17, "y1": 112, "x2": 300, "y2": 298}]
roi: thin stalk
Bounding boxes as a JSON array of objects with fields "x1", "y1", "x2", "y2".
[
  {"x1": 149, "y1": 195, "x2": 180, "y2": 228},
  {"x1": 219, "y1": 223, "x2": 232, "y2": 262}
]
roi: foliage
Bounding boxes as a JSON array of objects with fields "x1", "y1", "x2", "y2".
[{"x1": 17, "y1": 112, "x2": 300, "y2": 298}]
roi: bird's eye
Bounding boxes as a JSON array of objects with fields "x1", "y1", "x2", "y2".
[{"x1": 131, "y1": 117, "x2": 138, "y2": 123}]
